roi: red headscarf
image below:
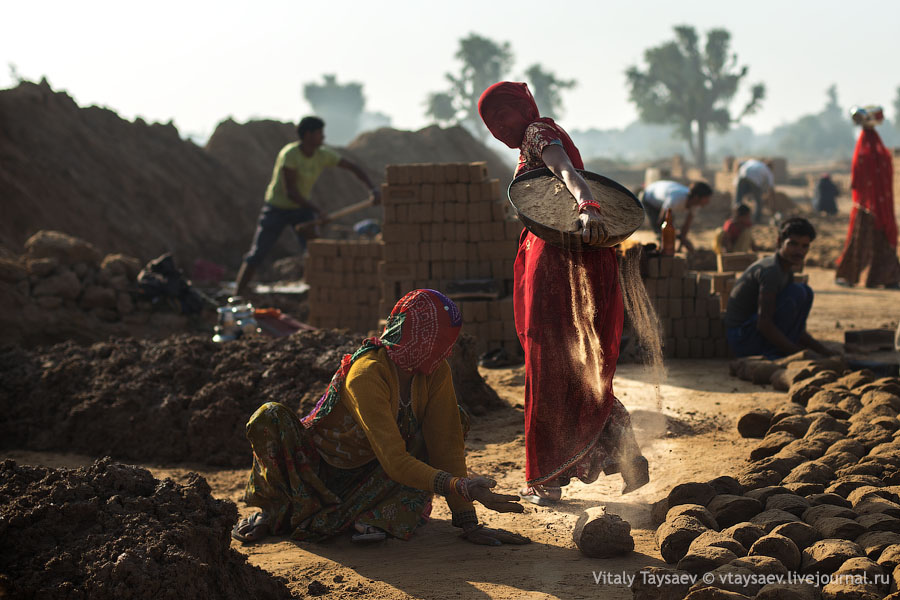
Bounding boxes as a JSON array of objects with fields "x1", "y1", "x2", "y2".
[
  {"x1": 381, "y1": 288, "x2": 462, "y2": 374},
  {"x1": 478, "y1": 81, "x2": 583, "y2": 169},
  {"x1": 851, "y1": 128, "x2": 897, "y2": 247},
  {"x1": 302, "y1": 289, "x2": 461, "y2": 427}
]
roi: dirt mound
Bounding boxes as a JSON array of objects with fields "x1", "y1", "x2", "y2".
[
  {"x1": 0, "y1": 458, "x2": 291, "y2": 599},
  {"x1": 1, "y1": 80, "x2": 512, "y2": 276},
  {"x1": 0, "y1": 230, "x2": 217, "y2": 348},
  {"x1": 0, "y1": 80, "x2": 258, "y2": 270},
  {"x1": 0, "y1": 329, "x2": 503, "y2": 467},
  {"x1": 0, "y1": 331, "x2": 358, "y2": 467}
]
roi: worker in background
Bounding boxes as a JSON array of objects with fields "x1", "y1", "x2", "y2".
[
  {"x1": 734, "y1": 159, "x2": 774, "y2": 224},
  {"x1": 714, "y1": 204, "x2": 762, "y2": 255},
  {"x1": 640, "y1": 180, "x2": 713, "y2": 253},
  {"x1": 812, "y1": 173, "x2": 839, "y2": 216},
  {"x1": 235, "y1": 116, "x2": 379, "y2": 296}
]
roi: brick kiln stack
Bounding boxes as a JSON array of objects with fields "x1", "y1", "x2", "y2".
[
  {"x1": 379, "y1": 162, "x2": 522, "y2": 356},
  {"x1": 642, "y1": 254, "x2": 731, "y2": 359},
  {"x1": 305, "y1": 162, "x2": 523, "y2": 355},
  {"x1": 306, "y1": 239, "x2": 383, "y2": 334}
]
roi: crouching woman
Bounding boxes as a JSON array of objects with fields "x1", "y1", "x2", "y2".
[{"x1": 233, "y1": 289, "x2": 529, "y2": 546}]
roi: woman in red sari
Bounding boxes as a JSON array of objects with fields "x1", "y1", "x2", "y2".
[
  {"x1": 835, "y1": 122, "x2": 900, "y2": 288},
  {"x1": 478, "y1": 82, "x2": 649, "y2": 505}
]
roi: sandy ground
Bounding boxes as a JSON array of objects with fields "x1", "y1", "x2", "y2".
[{"x1": 5, "y1": 262, "x2": 899, "y2": 599}]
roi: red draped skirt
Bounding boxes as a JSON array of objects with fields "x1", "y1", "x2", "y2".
[{"x1": 513, "y1": 229, "x2": 635, "y2": 486}]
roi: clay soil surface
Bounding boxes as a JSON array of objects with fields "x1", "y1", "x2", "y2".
[{"x1": 7, "y1": 266, "x2": 898, "y2": 599}]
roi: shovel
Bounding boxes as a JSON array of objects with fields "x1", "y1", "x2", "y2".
[{"x1": 294, "y1": 197, "x2": 376, "y2": 238}]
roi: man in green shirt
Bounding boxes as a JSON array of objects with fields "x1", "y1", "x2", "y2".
[{"x1": 236, "y1": 116, "x2": 379, "y2": 295}]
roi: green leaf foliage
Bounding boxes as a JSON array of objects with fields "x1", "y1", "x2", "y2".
[{"x1": 625, "y1": 25, "x2": 764, "y2": 168}]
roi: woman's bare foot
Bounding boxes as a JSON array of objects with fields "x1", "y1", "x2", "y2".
[{"x1": 519, "y1": 484, "x2": 562, "y2": 506}]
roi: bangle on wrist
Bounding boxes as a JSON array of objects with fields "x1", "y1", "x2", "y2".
[
  {"x1": 578, "y1": 200, "x2": 601, "y2": 212},
  {"x1": 447, "y1": 476, "x2": 472, "y2": 502}
]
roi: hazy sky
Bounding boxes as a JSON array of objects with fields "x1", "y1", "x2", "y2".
[{"x1": 3, "y1": 0, "x2": 898, "y2": 142}]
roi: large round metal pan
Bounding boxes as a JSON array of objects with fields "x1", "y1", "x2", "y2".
[{"x1": 507, "y1": 168, "x2": 644, "y2": 250}]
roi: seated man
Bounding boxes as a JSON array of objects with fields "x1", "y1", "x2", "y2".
[
  {"x1": 640, "y1": 180, "x2": 713, "y2": 252},
  {"x1": 714, "y1": 204, "x2": 761, "y2": 254},
  {"x1": 725, "y1": 217, "x2": 834, "y2": 358}
]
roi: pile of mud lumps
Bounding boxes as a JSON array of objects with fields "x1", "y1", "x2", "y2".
[
  {"x1": 0, "y1": 458, "x2": 292, "y2": 599},
  {"x1": 0, "y1": 328, "x2": 504, "y2": 468},
  {"x1": 0, "y1": 330, "x2": 358, "y2": 467},
  {"x1": 636, "y1": 366, "x2": 900, "y2": 600},
  {"x1": 0, "y1": 230, "x2": 211, "y2": 348}
]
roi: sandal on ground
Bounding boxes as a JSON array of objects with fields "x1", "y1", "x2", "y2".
[
  {"x1": 519, "y1": 485, "x2": 562, "y2": 506},
  {"x1": 351, "y1": 523, "x2": 387, "y2": 543},
  {"x1": 231, "y1": 511, "x2": 270, "y2": 544}
]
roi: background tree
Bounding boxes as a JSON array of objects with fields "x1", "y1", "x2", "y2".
[
  {"x1": 424, "y1": 91, "x2": 458, "y2": 126},
  {"x1": 303, "y1": 74, "x2": 365, "y2": 145},
  {"x1": 524, "y1": 64, "x2": 576, "y2": 119},
  {"x1": 425, "y1": 33, "x2": 513, "y2": 137},
  {"x1": 625, "y1": 25, "x2": 765, "y2": 168},
  {"x1": 770, "y1": 85, "x2": 854, "y2": 161}
]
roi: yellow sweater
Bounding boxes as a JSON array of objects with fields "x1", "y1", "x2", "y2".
[{"x1": 311, "y1": 347, "x2": 475, "y2": 517}]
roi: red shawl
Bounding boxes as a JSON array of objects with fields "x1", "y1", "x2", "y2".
[
  {"x1": 478, "y1": 81, "x2": 583, "y2": 169},
  {"x1": 479, "y1": 82, "x2": 627, "y2": 486},
  {"x1": 847, "y1": 128, "x2": 897, "y2": 248}
]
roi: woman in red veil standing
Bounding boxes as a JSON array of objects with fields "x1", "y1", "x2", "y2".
[
  {"x1": 835, "y1": 109, "x2": 900, "y2": 289},
  {"x1": 478, "y1": 82, "x2": 649, "y2": 505}
]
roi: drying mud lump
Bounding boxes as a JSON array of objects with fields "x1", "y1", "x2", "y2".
[
  {"x1": 677, "y1": 545, "x2": 740, "y2": 575},
  {"x1": 770, "y1": 521, "x2": 821, "y2": 551},
  {"x1": 630, "y1": 566, "x2": 694, "y2": 600},
  {"x1": 0, "y1": 458, "x2": 292, "y2": 600},
  {"x1": 687, "y1": 530, "x2": 748, "y2": 558},
  {"x1": 707, "y1": 495, "x2": 763, "y2": 529},
  {"x1": 657, "y1": 515, "x2": 712, "y2": 564},
  {"x1": 668, "y1": 482, "x2": 718, "y2": 508},
  {"x1": 748, "y1": 533, "x2": 802, "y2": 571},
  {"x1": 571, "y1": 507, "x2": 634, "y2": 558},
  {"x1": 721, "y1": 523, "x2": 767, "y2": 550},
  {"x1": 698, "y1": 564, "x2": 763, "y2": 596}
]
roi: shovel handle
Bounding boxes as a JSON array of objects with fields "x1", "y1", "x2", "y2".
[{"x1": 294, "y1": 197, "x2": 376, "y2": 234}]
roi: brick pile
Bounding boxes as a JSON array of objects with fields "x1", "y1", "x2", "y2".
[
  {"x1": 306, "y1": 239, "x2": 383, "y2": 334},
  {"x1": 379, "y1": 162, "x2": 522, "y2": 355},
  {"x1": 305, "y1": 162, "x2": 523, "y2": 355},
  {"x1": 642, "y1": 254, "x2": 730, "y2": 359}
]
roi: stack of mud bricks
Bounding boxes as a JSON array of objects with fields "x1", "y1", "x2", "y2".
[
  {"x1": 642, "y1": 255, "x2": 730, "y2": 359},
  {"x1": 306, "y1": 239, "x2": 383, "y2": 334},
  {"x1": 379, "y1": 162, "x2": 522, "y2": 355}
]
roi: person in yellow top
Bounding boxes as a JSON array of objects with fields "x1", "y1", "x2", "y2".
[
  {"x1": 235, "y1": 116, "x2": 380, "y2": 295},
  {"x1": 232, "y1": 289, "x2": 529, "y2": 546}
]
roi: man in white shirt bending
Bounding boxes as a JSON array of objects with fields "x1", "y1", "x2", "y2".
[
  {"x1": 640, "y1": 180, "x2": 713, "y2": 252},
  {"x1": 734, "y1": 159, "x2": 775, "y2": 224}
]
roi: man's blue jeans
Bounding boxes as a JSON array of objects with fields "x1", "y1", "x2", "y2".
[
  {"x1": 727, "y1": 283, "x2": 813, "y2": 358},
  {"x1": 244, "y1": 203, "x2": 317, "y2": 267}
]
